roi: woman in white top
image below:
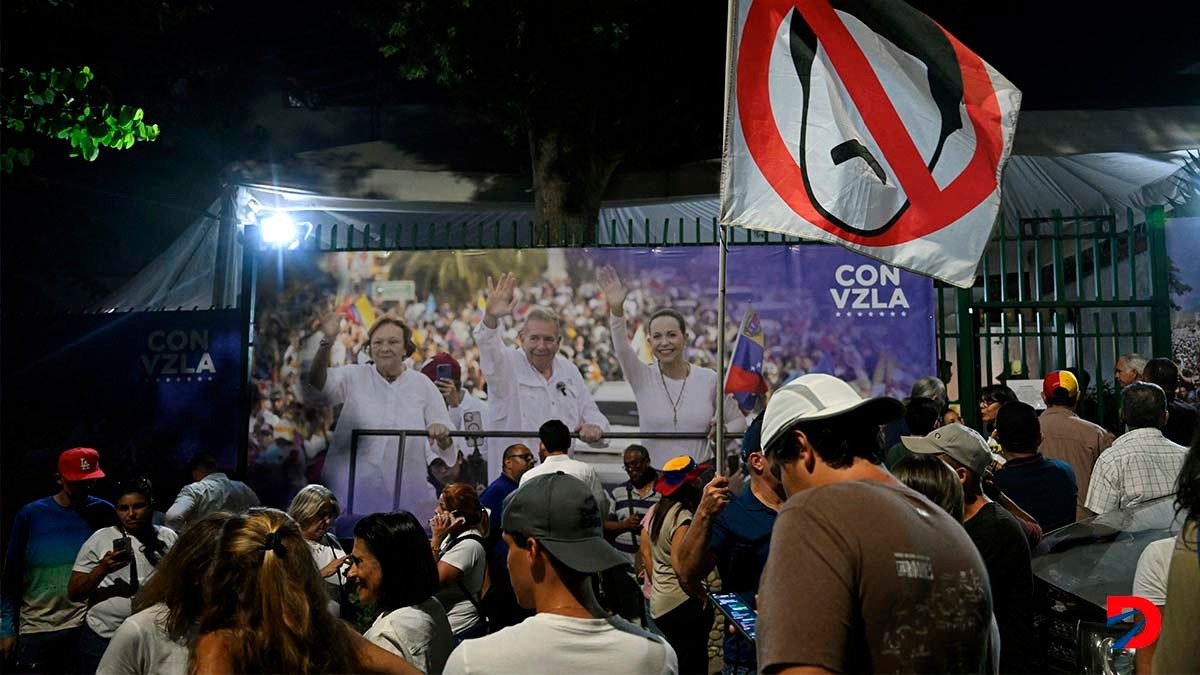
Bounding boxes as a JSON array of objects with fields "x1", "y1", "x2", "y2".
[
  {"x1": 69, "y1": 479, "x2": 178, "y2": 673},
  {"x1": 96, "y1": 513, "x2": 228, "y2": 675},
  {"x1": 287, "y1": 485, "x2": 350, "y2": 615},
  {"x1": 308, "y1": 315, "x2": 459, "y2": 520},
  {"x1": 598, "y1": 266, "x2": 747, "y2": 469},
  {"x1": 348, "y1": 511, "x2": 453, "y2": 674},
  {"x1": 430, "y1": 483, "x2": 490, "y2": 641}
]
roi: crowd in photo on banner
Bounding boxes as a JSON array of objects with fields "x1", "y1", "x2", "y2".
[
  {"x1": 246, "y1": 247, "x2": 935, "y2": 513},
  {"x1": 5, "y1": 245, "x2": 1200, "y2": 674}
]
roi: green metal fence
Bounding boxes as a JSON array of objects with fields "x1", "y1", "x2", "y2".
[{"x1": 939, "y1": 205, "x2": 1171, "y2": 431}]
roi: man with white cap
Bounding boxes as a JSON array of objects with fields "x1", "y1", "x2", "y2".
[
  {"x1": 904, "y1": 424, "x2": 1039, "y2": 674},
  {"x1": 756, "y1": 374, "x2": 995, "y2": 674},
  {"x1": 444, "y1": 472, "x2": 677, "y2": 675}
]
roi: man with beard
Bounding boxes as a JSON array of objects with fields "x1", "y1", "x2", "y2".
[
  {"x1": 674, "y1": 414, "x2": 781, "y2": 674},
  {"x1": 604, "y1": 445, "x2": 661, "y2": 565}
]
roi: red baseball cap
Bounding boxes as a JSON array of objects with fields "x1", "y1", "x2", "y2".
[
  {"x1": 58, "y1": 447, "x2": 105, "y2": 482},
  {"x1": 420, "y1": 353, "x2": 462, "y2": 383},
  {"x1": 1042, "y1": 370, "x2": 1080, "y2": 404}
]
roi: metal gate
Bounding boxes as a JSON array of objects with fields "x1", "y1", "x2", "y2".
[{"x1": 938, "y1": 206, "x2": 1171, "y2": 431}]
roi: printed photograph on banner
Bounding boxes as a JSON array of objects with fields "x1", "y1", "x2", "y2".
[
  {"x1": 250, "y1": 246, "x2": 934, "y2": 523},
  {"x1": 1166, "y1": 217, "x2": 1200, "y2": 397}
]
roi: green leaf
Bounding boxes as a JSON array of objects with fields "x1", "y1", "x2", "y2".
[
  {"x1": 28, "y1": 92, "x2": 44, "y2": 105},
  {"x1": 17, "y1": 148, "x2": 32, "y2": 166},
  {"x1": 133, "y1": 108, "x2": 144, "y2": 121}
]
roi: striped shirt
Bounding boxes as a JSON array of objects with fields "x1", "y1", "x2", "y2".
[
  {"x1": 606, "y1": 479, "x2": 661, "y2": 558},
  {"x1": 1085, "y1": 428, "x2": 1187, "y2": 515}
]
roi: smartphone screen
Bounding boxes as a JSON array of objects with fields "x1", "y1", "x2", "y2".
[
  {"x1": 112, "y1": 537, "x2": 131, "y2": 553},
  {"x1": 436, "y1": 364, "x2": 454, "y2": 381},
  {"x1": 710, "y1": 592, "x2": 757, "y2": 642}
]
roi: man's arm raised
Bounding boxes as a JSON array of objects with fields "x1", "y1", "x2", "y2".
[{"x1": 474, "y1": 273, "x2": 520, "y2": 401}]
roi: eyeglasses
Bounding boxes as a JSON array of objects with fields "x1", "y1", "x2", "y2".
[
  {"x1": 506, "y1": 453, "x2": 534, "y2": 463},
  {"x1": 623, "y1": 460, "x2": 647, "y2": 469}
]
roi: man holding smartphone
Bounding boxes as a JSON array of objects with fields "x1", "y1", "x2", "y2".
[
  {"x1": 1, "y1": 448, "x2": 114, "y2": 674},
  {"x1": 420, "y1": 353, "x2": 490, "y2": 482}
]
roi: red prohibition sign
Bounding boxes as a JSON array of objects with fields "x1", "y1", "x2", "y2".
[{"x1": 737, "y1": 0, "x2": 1008, "y2": 246}]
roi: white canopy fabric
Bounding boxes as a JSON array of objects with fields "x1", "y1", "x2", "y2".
[{"x1": 100, "y1": 110, "x2": 1198, "y2": 312}]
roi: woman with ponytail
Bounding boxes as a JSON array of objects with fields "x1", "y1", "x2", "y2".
[
  {"x1": 190, "y1": 508, "x2": 417, "y2": 674},
  {"x1": 69, "y1": 478, "x2": 178, "y2": 673}
]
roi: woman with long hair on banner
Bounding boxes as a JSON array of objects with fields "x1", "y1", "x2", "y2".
[
  {"x1": 598, "y1": 265, "x2": 746, "y2": 469},
  {"x1": 307, "y1": 314, "x2": 458, "y2": 520}
]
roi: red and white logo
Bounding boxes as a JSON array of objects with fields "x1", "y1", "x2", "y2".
[{"x1": 721, "y1": 0, "x2": 1020, "y2": 287}]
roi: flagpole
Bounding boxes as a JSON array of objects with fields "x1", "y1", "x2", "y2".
[
  {"x1": 715, "y1": 224, "x2": 728, "y2": 476},
  {"x1": 714, "y1": 0, "x2": 737, "y2": 477}
]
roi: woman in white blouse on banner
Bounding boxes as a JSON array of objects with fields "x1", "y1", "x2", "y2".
[
  {"x1": 308, "y1": 314, "x2": 458, "y2": 521},
  {"x1": 598, "y1": 266, "x2": 746, "y2": 469}
]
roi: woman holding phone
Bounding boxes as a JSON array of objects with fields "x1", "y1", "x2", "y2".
[
  {"x1": 598, "y1": 265, "x2": 747, "y2": 468},
  {"x1": 68, "y1": 478, "x2": 177, "y2": 673},
  {"x1": 430, "y1": 483, "x2": 490, "y2": 641}
]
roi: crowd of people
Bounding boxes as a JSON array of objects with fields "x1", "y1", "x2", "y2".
[
  {"x1": 6, "y1": 254, "x2": 1200, "y2": 675},
  {"x1": 4, "y1": 343, "x2": 1198, "y2": 673}
]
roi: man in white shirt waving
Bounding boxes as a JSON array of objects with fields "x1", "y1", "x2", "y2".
[
  {"x1": 473, "y1": 273, "x2": 609, "y2": 454},
  {"x1": 521, "y1": 420, "x2": 610, "y2": 518}
]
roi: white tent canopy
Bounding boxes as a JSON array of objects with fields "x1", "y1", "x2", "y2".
[{"x1": 100, "y1": 107, "x2": 1199, "y2": 312}]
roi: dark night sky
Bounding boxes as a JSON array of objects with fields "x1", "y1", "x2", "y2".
[{"x1": 1, "y1": 1, "x2": 1197, "y2": 315}]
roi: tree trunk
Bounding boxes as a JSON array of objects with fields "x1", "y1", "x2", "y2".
[{"x1": 527, "y1": 112, "x2": 622, "y2": 246}]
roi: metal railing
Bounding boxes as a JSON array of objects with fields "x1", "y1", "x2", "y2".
[{"x1": 346, "y1": 428, "x2": 745, "y2": 514}]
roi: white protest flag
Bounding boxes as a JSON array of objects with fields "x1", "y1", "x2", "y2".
[{"x1": 720, "y1": 0, "x2": 1021, "y2": 287}]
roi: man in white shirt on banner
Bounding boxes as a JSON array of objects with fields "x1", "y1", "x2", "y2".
[
  {"x1": 420, "y1": 353, "x2": 494, "y2": 480},
  {"x1": 474, "y1": 273, "x2": 609, "y2": 455}
]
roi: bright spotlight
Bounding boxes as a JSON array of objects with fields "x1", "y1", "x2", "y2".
[{"x1": 260, "y1": 212, "x2": 298, "y2": 247}]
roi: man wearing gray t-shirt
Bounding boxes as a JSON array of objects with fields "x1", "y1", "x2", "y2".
[{"x1": 443, "y1": 472, "x2": 677, "y2": 675}]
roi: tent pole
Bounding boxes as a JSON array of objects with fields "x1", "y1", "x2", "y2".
[{"x1": 715, "y1": 224, "x2": 728, "y2": 476}]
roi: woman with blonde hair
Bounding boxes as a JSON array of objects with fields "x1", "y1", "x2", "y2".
[
  {"x1": 430, "y1": 483, "x2": 490, "y2": 641},
  {"x1": 190, "y1": 508, "x2": 415, "y2": 674},
  {"x1": 287, "y1": 485, "x2": 349, "y2": 614}
]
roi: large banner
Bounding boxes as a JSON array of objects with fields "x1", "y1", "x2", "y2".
[
  {"x1": 2, "y1": 310, "x2": 243, "y2": 532},
  {"x1": 251, "y1": 245, "x2": 934, "y2": 523},
  {"x1": 720, "y1": 0, "x2": 1021, "y2": 287},
  {"x1": 1167, "y1": 217, "x2": 1200, "y2": 400}
]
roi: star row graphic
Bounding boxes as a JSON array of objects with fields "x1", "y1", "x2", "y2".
[
  {"x1": 152, "y1": 376, "x2": 217, "y2": 383},
  {"x1": 835, "y1": 311, "x2": 908, "y2": 318}
]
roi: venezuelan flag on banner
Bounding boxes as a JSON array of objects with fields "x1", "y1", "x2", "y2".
[
  {"x1": 724, "y1": 307, "x2": 768, "y2": 411},
  {"x1": 345, "y1": 295, "x2": 377, "y2": 328}
]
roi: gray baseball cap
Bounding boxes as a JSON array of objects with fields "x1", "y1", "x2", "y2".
[
  {"x1": 502, "y1": 472, "x2": 627, "y2": 574},
  {"x1": 901, "y1": 423, "x2": 995, "y2": 477}
]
